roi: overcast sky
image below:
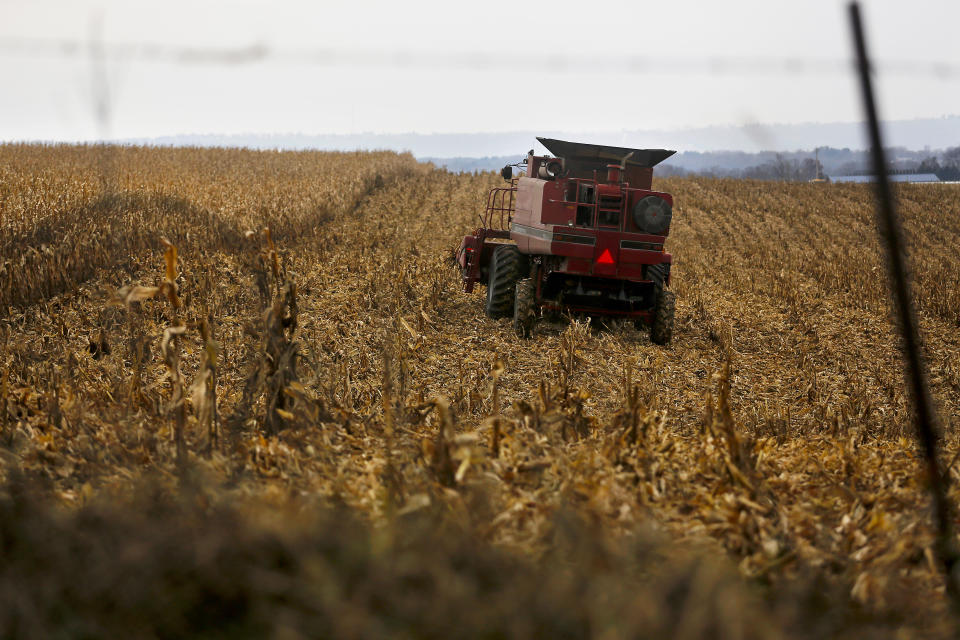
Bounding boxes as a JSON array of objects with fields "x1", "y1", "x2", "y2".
[{"x1": 1, "y1": 0, "x2": 958, "y2": 145}]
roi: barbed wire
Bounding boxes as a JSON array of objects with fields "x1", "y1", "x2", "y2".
[{"x1": 1, "y1": 36, "x2": 959, "y2": 79}]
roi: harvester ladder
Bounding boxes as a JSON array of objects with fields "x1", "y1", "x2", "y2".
[{"x1": 482, "y1": 181, "x2": 517, "y2": 230}]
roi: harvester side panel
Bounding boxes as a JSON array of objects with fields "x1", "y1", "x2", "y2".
[
  {"x1": 512, "y1": 178, "x2": 549, "y2": 254},
  {"x1": 512, "y1": 178, "x2": 542, "y2": 227}
]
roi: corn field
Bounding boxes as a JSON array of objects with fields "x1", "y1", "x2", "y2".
[{"x1": 1, "y1": 143, "x2": 959, "y2": 638}]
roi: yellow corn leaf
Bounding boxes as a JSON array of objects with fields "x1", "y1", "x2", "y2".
[
  {"x1": 126, "y1": 285, "x2": 160, "y2": 303},
  {"x1": 399, "y1": 317, "x2": 418, "y2": 339},
  {"x1": 189, "y1": 368, "x2": 212, "y2": 421},
  {"x1": 454, "y1": 457, "x2": 471, "y2": 484},
  {"x1": 160, "y1": 237, "x2": 177, "y2": 283},
  {"x1": 160, "y1": 324, "x2": 187, "y2": 363}
]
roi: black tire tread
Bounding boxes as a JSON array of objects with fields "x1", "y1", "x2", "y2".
[
  {"x1": 485, "y1": 245, "x2": 525, "y2": 319},
  {"x1": 650, "y1": 289, "x2": 675, "y2": 345},
  {"x1": 646, "y1": 263, "x2": 669, "y2": 288},
  {"x1": 513, "y1": 278, "x2": 535, "y2": 338}
]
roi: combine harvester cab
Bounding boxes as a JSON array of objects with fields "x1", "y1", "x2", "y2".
[{"x1": 457, "y1": 137, "x2": 677, "y2": 343}]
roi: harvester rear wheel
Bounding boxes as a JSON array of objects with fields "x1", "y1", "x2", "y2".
[
  {"x1": 513, "y1": 278, "x2": 535, "y2": 338},
  {"x1": 650, "y1": 288, "x2": 675, "y2": 345},
  {"x1": 485, "y1": 245, "x2": 525, "y2": 319},
  {"x1": 646, "y1": 263, "x2": 669, "y2": 288}
]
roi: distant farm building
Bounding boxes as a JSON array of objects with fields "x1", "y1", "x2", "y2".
[{"x1": 831, "y1": 173, "x2": 941, "y2": 184}]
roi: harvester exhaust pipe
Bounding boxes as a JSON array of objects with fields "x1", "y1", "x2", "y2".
[
  {"x1": 606, "y1": 151, "x2": 634, "y2": 183},
  {"x1": 606, "y1": 164, "x2": 622, "y2": 184}
]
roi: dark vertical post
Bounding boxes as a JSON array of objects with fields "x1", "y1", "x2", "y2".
[{"x1": 848, "y1": 1, "x2": 959, "y2": 606}]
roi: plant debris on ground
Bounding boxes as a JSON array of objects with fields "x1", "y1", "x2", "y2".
[{"x1": 1, "y1": 144, "x2": 959, "y2": 637}]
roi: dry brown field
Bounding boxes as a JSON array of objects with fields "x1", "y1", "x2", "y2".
[{"x1": 1, "y1": 143, "x2": 959, "y2": 638}]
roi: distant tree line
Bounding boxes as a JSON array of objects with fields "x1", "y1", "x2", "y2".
[
  {"x1": 659, "y1": 145, "x2": 960, "y2": 182},
  {"x1": 914, "y1": 147, "x2": 960, "y2": 181},
  {"x1": 657, "y1": 155, "x2": 826, "y2": 181},
  {"x1": 429, "y1": 146, "x2": 960, "y2": 182}
]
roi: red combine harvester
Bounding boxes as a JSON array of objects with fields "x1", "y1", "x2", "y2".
[{"x1": 456, "y1": 137, "x2": 677, "y2": 343}]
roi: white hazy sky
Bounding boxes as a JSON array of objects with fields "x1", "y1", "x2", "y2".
[{"x1": 1, "y1": 0, "x2": 958, "y2": 142}]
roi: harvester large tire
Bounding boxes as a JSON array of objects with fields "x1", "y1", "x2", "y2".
[
  {"x1": 485, "y1": 245, "x2": 526, "y2": 319},
  {"x1": 513, "y1": 278, "x2": 536, "y2": 338},
  {"x1": 650, "y1": 288, "x2": 675, "y2": 345},
  {"x1": 646, "y1": 262, "x2": 669, "y2": 288}
]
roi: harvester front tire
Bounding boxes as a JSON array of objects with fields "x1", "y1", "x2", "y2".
[
  {"x1": 485, "y1": 245, "x2": 525, "y2": 319},
  {"x1": 513, "y1": 278, "x2": 536, "y2": 338},
  {"x1": 650, "y1": 289, "x2": 675, "y2": 345}
]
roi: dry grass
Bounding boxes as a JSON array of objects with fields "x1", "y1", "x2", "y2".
[{"x1": 1, "y1": 143, "x2": 959, "y2": 637}]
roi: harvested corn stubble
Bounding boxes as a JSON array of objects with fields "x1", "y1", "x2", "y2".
[{"x1": 0, "y1": 143, "x2": 959, "y2": 638}]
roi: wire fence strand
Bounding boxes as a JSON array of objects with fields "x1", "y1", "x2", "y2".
[{"x1": 1, "y1": 36, "x2": 959, "y2": 79}]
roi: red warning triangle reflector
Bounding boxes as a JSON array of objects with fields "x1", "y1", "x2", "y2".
[{"x1": 596, "y1": 249, "x2": 615, "y2": 265}]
